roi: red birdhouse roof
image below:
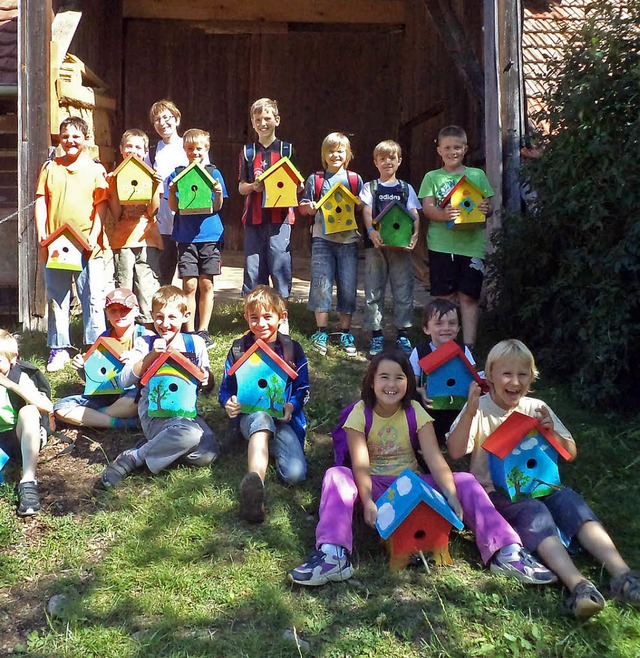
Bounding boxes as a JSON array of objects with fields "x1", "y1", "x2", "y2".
[
  {"x1": 140, "y1": 349, "x2": 207, "y2": 386},
  {"x1": 418, "y1": 341, "x2": 487, "y2": 390},
  {"x1": 482, "y1": 411, "x2": 572, "y2": 461},
  {"x1": 227, "y1": 338, "x2": 298, "y2": 379},
  {"x1": 40, "y1": 222, "x2": 91, "y2": 250},
  {"x1": 256, "y1": 156, "x2": 304, "y2": 184},
  {"x1": 83, "y1": 336, "x2": 126, "y2": 361},
  {"x1": 438, "y1": 175, "x2": 484, "y2": 208},
  {"x1": 112, "y1": 154, "x2": 156, "y2": 178}
]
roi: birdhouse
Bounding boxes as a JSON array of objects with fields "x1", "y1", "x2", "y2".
[
  {"x1": 440, "y1": 175, "x2": 486, "y2": 229},
  {"x1": 418, "y1": 341, "x2": 487, "y2": 410},
  {"x1": 482, "y1": 411, "x2": 572, "y2": 502},
  {"x1": 0, "y1": 446, "x2": 9, "y2": 484},
  {"x1": 82, "y1": 336, "x2": 126, "y2": 396},
  {"x1": 376, "y1": 468, "x2": 464, "y2": 570},
  {"x1": 41, "y1": 223, "x2": 90, "y2": 271},
  {"x1": 317, "y1": 182, "x2": 359, "y2": 235},
  {"x1": 112, "y1": 155, "x2": 156, "y2": 205},
  {"x1": 375, "y1": 201, "x2": 415, "y2": 248},
  {"x1": 140, "y1": 349, "x2": 207, "y2": 418},
  {"x1": 227, "y1": 338, "x2": 298, "y2": 418},
  {"x1": 172, "y1": 162, "x2": 219, "y2": 215},
  {"x1": 256, "y1": 156, "x2": 303, "y2": 208}
]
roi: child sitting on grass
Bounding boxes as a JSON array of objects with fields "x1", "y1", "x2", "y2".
[
  {"x1": 0, "y1": 330, "x2": 53, "y2": 516},
  {"x1": 288, "y1": 350, "x2": 554, "y2": 587},
  {"x1": 54, "y1": 288, "x2": 149, "y2": 430},
  {"x1": 219, "y1": 285, "x2": 309, "y2": 523},
  {"x1": 448, "y1": 339, "x2": 640, "y2": 619},
  {"x1": 100, "y1": 286, "x2": 218, "y2": 488}
]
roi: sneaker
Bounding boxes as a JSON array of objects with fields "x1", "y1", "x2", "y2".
[
  {"x1": 17, "y1": 481, "x2": 41, "y2": 516},
  {"x1": 100, "y1": 450, "x2": 140, "y2": 488},
  {"x1": 490, "y1": 547, "x2": 558, "y2": 585},
  {"x1": 340, "y1": 332, "x2": 357, "y2": 357},
  {"x1": 369, "y1": 335, "x2": 384, "y2": 357},
  {"x1": 610, "y1": 571, "x2": 640, "y2": 607},
  {"x1": 46, "y1": 348, "x2": 70, "y2": 373},
  {"x1": 196, "y1": 330, "x2": 215, "y2": 348},
  {"x1": 288, "y1": 549, "x2": 354, "y2": 586},
  {"x1": 396, "y1": 335, "x2": 412, "y2": 355},
  {"x1": 311, "y1": 331, "x2": 328, "y2": 356},
  {"x1": 565, "y1": 579, "x2": 605, "y2": 619},
  {"x1": 239, "y1": 471, "x2": 265, "y2": 523}
]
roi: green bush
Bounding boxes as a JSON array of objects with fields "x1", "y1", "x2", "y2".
[{"x1": 489, "y1": 1, "x2": 640, "y2": 410}]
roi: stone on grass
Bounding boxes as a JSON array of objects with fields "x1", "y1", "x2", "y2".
[{"x1": 46, "y1": 594, "x2": 68, "y2": 617}]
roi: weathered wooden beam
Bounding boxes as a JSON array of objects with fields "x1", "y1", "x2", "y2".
[
  {"x1": 51, "y1": 9, "x2": 82, "y2": 66},
  {"x1": 122, "y1": 0, "x2": 405, "y2": 24},
  {"x1": 56, "y1": 81, "x2": 116, "y2": 111}
]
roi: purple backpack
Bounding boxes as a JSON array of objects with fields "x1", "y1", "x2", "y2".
[{"x1": 332, "y1": 402, "x2": 419, "y2": 467}]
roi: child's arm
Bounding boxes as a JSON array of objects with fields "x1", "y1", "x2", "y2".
[
  {"x1": 536, "y1": 405, "x2": 578, "y2": 460},
  {"x1": 0, "y1": 373, "x2": 53, "y2": 414},
  {"x1": 283, "y1": 345, "x2": 310, "y2": 423},
  {"x1": 148, "y1": 172, "x2": 163, "y2": 217},
  {"x1": 34, "y1": 194, "x2": 48, "y2": 243},
  {"x1": 422, "y1": 196, "x2": 460, "y2": 223},
  {"x1": 447, "y1": 382, "x2": 482, "y2": 460},
  {"x1": 346, "y1": 427, "x2": 378, "y2": 527},
  {"x1": 298, "y1": 174, "x2": 317, "y2": 217},
  {"x1": 107, "y1": 174, "x2": 122, "y2": 222},
  {"x1": 408, "y1": 209, "x2": 420, "y2": 249},
  {"x1": 88, "y1": 199, "x2": 107, "y2": 250},
  {"x1": 417, "y1": 421, "x2": 463, "y2": 520},
  {"x1": 73, "y1": 353, "x2": 86, "y2": 383},
  {"x1": 213, "y1": 180, "x2": 224, "y2": 212},
  {"x1": 238, "y1": 179, "x2": 263, "y2": 195},
  {"x1": 362, "y1": 203, "x2": 383, "y2": 248},
  {"x1": 167, "y1": 180, "x2": 178, "y2": 212}
]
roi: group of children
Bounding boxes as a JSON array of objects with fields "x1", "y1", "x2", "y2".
[{"x1": 2, "y1": 96, "x2": 631, "y2": 622}]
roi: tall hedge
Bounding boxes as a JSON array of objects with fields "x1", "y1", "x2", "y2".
[{"x1": 489, "y1": 2, "x2": 640, "y2": 410}]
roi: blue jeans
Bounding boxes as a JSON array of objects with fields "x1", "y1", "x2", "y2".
[
  {"x1": 363, "y1": 247, "x2": 414, "y2": 331},
  {"x1": 308, "y1": 237, "x2": 358, "y2": 314},
  {"x1": 44, "y1": 256, "x2": 106, "y2": 348},
  {"x1": 239, "y1": 411, "x2": 306, "y2": 485},
  {"x1": 243, "y1": 223, "x2": 292, "y2": 298}
]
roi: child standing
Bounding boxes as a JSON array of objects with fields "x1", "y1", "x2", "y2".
[
  {"x1": 361, "y1": 140, "x2": 420, "y2": 356},
  {"x1": 148, "y1": 100, "x2": 189, "y2": 285},
  {"x1": 288, "y1": 350, "x2": 554, "y2": 587},
  {"x1": 35, "y1": 117, "x2": 109, "y2": 372},
  {"x1": 238, "y1": 98, "x2": 296, "y2": 299},
  {"x1": 410, "y1": 299, "x2": 477, "y2": 445},
  {"x1": 100, "y1": 286, "x2": 218, "y2": 488},
  {"x1": 418, "y1": 126, "x2": 494, "y2": 356},
  {"x1": 107, "y1": 129, "x2": 163, "y2": 326},
  {"x1": 219, "y1": 285, "x2": 309, "y2": 523},
  {"x1": 167, "y1": 129, "x2": 227, "y2": 347},
  {"x1": 448, "y1": 339, "x2": 640, "y2": 619},
  {"x1": 0, "y1": 330, "x2": 53, "y2": 516},
  {"x1": 54, "y1": 288, "x2": 148, "y2": 430},
  {"x1": 299, "y1": 133, "x2": 363, "y2": 357}
]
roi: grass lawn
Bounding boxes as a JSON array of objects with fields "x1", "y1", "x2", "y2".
[{"x1": 0, "y1": 300, "x2": 639, "y2": 657}]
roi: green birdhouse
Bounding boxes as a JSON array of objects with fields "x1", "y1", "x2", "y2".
[
  {"x1": 172, "y1": 162, "x2": 219, "y2": 215},
  {"x1": 112, "y1": 155, "x2": 156, "y2": 205},
  {"x1": 375, "y1": 201, "x2": 415, "y2": 248}
]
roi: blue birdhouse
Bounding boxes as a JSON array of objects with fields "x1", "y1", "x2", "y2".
[
  {"x1": 227, "y1": 338, "x2": 298, "y2": 418},
  {"x1": 418, "y1": 342, "x2": 487, "y2": 410},
  {"x1": 376, "y1": 469, "x2": 464, "y2": 570},
  {"x1": 482, "y1": 411, "x2": 572, "y2": 501},
  {"x1": 82, "y1": 336, "x2": 126, "y2": 396},
  {"x1": 140, "y1": 350, "x2": 207, "y2": 418}
]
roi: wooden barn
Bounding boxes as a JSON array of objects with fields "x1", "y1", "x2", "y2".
[{"x1": 10, "y1": 0, "x2": 587, "y2": 329}]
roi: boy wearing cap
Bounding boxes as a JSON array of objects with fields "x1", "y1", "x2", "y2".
[{"x1": 54, "y1": 288, "x2": 150, "y2": 429}]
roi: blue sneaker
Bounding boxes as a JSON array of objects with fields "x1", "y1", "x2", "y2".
[
  {"x1": 311, "y1": 331, "x2": 328, "y2": 356},
  {"x1": 340, "y1": 332, "x2": 357, "y2": 357},
  {"x1": 369, "y1": 335, "x2": 384, "y2": 356},
  {"x1": 288, "y1": 549, "x2": 354, "y2": 586},
  {"x1": 395, "y1": 335, "x2": 412, "y2": 354}
]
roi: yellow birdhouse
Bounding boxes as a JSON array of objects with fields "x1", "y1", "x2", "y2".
[
  {"x1": 41, "y1": 223, "x2": 91, "y2": 271},
  {"x1": 440, "y1": 175, "x2": 486, "y2": 228},
  {"x1": 256, "y1": 157, "x2": 303, "y2": 208},
  {"x1": 316, "y1": 183, "x2": 359, "y2": 235},
  {"x1": 111, "y1": 155, "x2": 156, "y2": 205}
]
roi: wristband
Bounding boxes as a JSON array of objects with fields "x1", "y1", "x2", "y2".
[{"x1": 367, "y1": 226, "x2": 375, "y2": 234}]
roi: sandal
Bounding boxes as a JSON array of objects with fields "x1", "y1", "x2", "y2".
[
  {"x1": 610, "y1": 571, "x2": 640, "y2": 606},
  {"x1": 565, "y1": 579, "x2": 605, "y2": 620}
]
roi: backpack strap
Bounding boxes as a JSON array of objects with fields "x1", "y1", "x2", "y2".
[
  {"x1": 313, "y1": 171, "x2": 325, "y2": 202},
  {"x1": 416, "y1": 342, "x2": 431, "y2": 361},
  {"x1": 243, "y1": 143, "x2": 256, "y2": 163},
  {"x1": 346, "y1": 170, "x2": 359, "y2": 196},
  {"x1": 363, "y1": 405, "x2": 373, "y2": 439},
  {"x1": 181, "y1": 332, "x2": 197, "y2": 365},
  {"x1": 205, "y1": 164, "x2": 217, "y2": 176},
  {"x1": 276, "y1": 333, "x2": 295, "y2": 366},
  {"x1": 406, "y1": 404, "x2": 419, "y2": 452},
  {"x1": 280, "y1": 142, "x2": 293, "y2": 159},
  {"x1": 399, "y1": 180, "x2": 410, "y2": 205},
  {"x1": 174, "y1": 165, "x2": 186, "y2": 176}
]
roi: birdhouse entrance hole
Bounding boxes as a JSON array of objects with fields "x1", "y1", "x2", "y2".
[
  {"x1": 191, "y1": 185, "x2": 198, "y2": 192},
  {"x1": 131, "y1": 179, "x2": 138, "y2": 187},
  {"x1": 526, "y1": 458, "x2": 537, "y2": 470},
  {"x1": 277, "y1": 181, "x2": 284, "y2": 188},
  {"x1": 169, "y1": 383, "x2": 178, "y2": 392},
  {"x1": 446, "y1": 378, "x2": 456, "y2": 387},
  {"x1": 393, "y1": 222, "x2": 400, "y2": 230},
  {"x1": 258, "y1": 378, "x2": 268, "y2": 389},
  {"x1": 336, "y1": 206, "x2": 343, "y2": 214},
  {"x1": 62, "y1": 246, "x2": 69, "y2": 253},
  {"x1": 414, "y1": 529, "x2": 426, "y2": 540}
]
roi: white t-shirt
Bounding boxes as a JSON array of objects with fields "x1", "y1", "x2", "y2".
[
  {"x1": 153, "y1": 139, "x2": 189, "y2": 235},
  {"x1": 359, "y1": 179, "x2": 421, "y2": 212}
]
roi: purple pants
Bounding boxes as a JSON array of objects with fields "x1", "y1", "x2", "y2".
[{"x1": 315, "y1": 466, "x2": 521, "y2": 564}]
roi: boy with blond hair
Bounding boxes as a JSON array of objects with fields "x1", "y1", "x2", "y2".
[
  {"x1": 167, "y1": 128, "x2": 227, "y2": 347},
  {"x1": 35, "y1": 116, "x2": 109, "y2": 371},
  {"x1": 361, "y1": 140, "x2": 421, "y2": 356},
  {"x1": 238, "y1": 98, "x2": 297, "y2": 298},
  {"x1": 107, "y1": 129, "x2": 163, "y2": 325},
  {"x1": 219, "y1": 285, "x2": 309, "y2": 523},
  {"x1": 419, "y1": 126, "x2": 494, "y2": 356},
  {"x1": 0, "y1": 330, "x2": 53, "y2": 516}
]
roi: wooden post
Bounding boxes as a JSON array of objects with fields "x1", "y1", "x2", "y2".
[{"x1": 18, "y1": 0, "x2": 51, "y2": 331}]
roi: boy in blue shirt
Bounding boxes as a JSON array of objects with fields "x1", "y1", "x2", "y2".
[{"x1": 167, "y1": 129, "x2": 227, "y2": 347}]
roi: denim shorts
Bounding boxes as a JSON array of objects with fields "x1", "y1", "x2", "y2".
[
  {"x1": 53, "y1": 388, "x2": 138, "y2": 413},
  {"x1": 308, "y1": 237, "x2": 358, "y2": 314}
]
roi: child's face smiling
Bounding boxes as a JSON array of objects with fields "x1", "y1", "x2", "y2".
[
  {"x1": 374, "y1": 152, "x2": 401, "y2": 181},
  {"x1": 437, "y1": 136, "x2": 468, "y2": 171},
  {"x1": 488, "y1": 357, "x2": 534, "y2": 410},
  {"x1": 325, "y1": 146, "x2": 348, "y2": 173},
  {"x1": 106, "y1": 304, "x2": 138, "y2": 336},
  {"x1": 153, "y1": 111, "x2": 179, "y2": 140},
  {"x1": 152, "y1": 302, "x2": 189, "y2": 342},
  {"x1": 425, "y1": 310, "x2": 460, "y2": 348},
  {"x1": 59, "y1": 127, "x2": 86, "y2": 160},
  {"x1": 120, "y1": 136, "x2": 147, "y2": 160},
  {"x1": 373, "y1": 359, "x2": 407, "y2": 414},
  {"x1": 245, "y1": 306, "x2": 283, "y2": 344},
  {"x1": 251, "y1": 110, "x2": 280, "y2": 143},
  {"x1": 185, "y1": 140, "x2": 208, "y2": 164}
]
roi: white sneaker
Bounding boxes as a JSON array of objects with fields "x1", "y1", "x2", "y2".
[{"x1": 46, "y1": 349, "x2": 70, "y2": 372}]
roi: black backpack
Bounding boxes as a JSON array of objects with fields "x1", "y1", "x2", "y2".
[{"x1": 7, "y1": 360, "x2": 52, "y2": 433}]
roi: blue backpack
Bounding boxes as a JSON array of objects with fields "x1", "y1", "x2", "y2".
[{"x1": 332, "y1": 402, "x2": 419, "y2": 467}]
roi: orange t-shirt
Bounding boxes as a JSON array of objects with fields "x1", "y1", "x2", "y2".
[{"x1": 106, "y1": 203, "x2": 164, "y2": 250}]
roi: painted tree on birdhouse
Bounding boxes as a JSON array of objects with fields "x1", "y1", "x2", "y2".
[
  {"x1": 317, "y1": 182, "x2": 359, "y2": 235},
  {"x1": 112, "y1": 155, "x2": 156, "y2": 205},
  {"x1": 172, "y1": 162, "x2": 219, "y2": 215},
  {"x1": 256, "y1": 157, "x2": 303, "y2": 208},
  {"x1": 440, "y1": 175, "x2": 486, "y2": 229},
  {"x1": 41, "y1": 223, "x2": 91, "y2": 271},
  {"x1": 82, "y1": 336, "x2": 126, "y2": 396},
  {"x1": 375, "y1": 201, "x2": 415, "y2": 248},
  {"x1": 227, "y1": 338, "x2": 298, "y2": 418},
  {"x1": 482, "y1": 411, "x2": 572, "y2": 501}
]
